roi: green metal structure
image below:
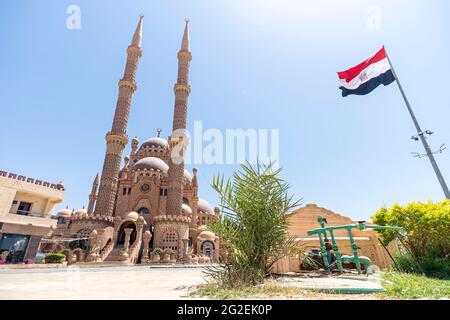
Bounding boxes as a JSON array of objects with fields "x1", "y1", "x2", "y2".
[{"x1": 307, "y1": 216, "x2": 401, "y2": 274}]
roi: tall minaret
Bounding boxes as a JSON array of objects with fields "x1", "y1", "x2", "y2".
[
  {"x1": 87, "y1": 173, "x2": 99, "y2": 214},
  {"x1": 94, "y1": 16, "x2": 143, "y2": 217},
  {"x1": 166, "y1": 19, "x2": 192, "y2": 216}
]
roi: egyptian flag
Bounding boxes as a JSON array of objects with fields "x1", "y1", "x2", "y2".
[{"x1": 338, "y1": 47, "x2": 396, "y2": 97}]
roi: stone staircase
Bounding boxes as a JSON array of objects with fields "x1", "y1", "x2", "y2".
[{"x1": 104, "y1": 246, "x2": 126, "y2": 263}]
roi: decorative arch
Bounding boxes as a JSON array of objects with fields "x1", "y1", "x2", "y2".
[
  {"x1": 116, "y1": 221, "x2": 137, "y2": 245},
  {"x1": 200, "y1": 240, "x2": 215, "y2": 257},
  {"x1": 134, "y1": 198, "x2": 152, "y2": 215}
]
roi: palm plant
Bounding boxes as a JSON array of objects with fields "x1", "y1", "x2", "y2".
[{"x1": 205, "y1": 161, "x2": 302, "y2": 287}]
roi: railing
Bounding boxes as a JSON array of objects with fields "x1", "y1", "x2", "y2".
[
  {"x1": 128, "y1": 239, "x2": 142, "y2": 264},
  {"x1": 99, "y1": 241, "x2": 114, "y2": 261},
  {"x1": 10, "y1": 210, "x2": 57, "y2": 219}
]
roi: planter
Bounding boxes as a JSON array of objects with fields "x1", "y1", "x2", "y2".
[{"x1": 152, "y1": 255, "x2": 161, "y2": 263}]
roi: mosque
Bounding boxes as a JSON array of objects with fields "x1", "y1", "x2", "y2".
[{"x1": 50, "y1": 16, "x2": 220, "y2": 264}]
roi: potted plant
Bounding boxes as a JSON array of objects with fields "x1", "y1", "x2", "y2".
[
  {"x1": 0, "y1": 251, "x2": 8, "y2": 263},
  {"x1": 152, "y1": 251, "x2": 161, "y2": 263}
]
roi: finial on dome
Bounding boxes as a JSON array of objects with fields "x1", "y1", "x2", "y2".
[{"x1": 157, "y1": 128, "x2": 162, "y2": 137}]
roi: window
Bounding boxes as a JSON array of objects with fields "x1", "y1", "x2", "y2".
[
  {"x1": 138, "y1": 207, "x2": 149, "y2": 215},
  {"x1": 128, "y1": 188, "x2": 132, "y2": 195},
  {"x1": 123, "y1": 188, "x2": 127, "y2": 195},
  {"x1": 182, "y1": 197, "x2": 189, "y2": 205},
  {"x1": 57, "y1": 217, "x2": 66, "y2": 224},
  {"x1": 0, "y1": 234, "x2": 30, "y2": 263},
  {"x1": 17, "y1": 202, "x2": 32, "y2": 215},
  {"x1": 162, "y1": 230, "x2": 178, "y2": 251}
]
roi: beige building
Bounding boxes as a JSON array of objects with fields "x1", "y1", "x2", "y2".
[{"x1": 0, "y1": 170, "x2": 64, "y2": 263}]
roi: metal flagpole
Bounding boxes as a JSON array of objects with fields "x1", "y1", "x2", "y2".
[{"x1": 385, "y1": 46, "x2": 450, "y2": 199}]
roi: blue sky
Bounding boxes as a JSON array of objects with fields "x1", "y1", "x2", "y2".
[{"x1": 1, "y1": 0, "x2": 449, "y2": 220}]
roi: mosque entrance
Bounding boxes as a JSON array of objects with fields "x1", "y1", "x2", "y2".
[{"x1": 117, "y1": 222, "x2": 137, "y2": 246}]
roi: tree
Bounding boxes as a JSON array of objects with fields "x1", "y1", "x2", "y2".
[{"x1": 206, "y1": 161, "x2": 302, "y2": 287}]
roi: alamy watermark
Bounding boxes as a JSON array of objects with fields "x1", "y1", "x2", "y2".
[
  {"x1": 66, "y1": 5, "x2": 81, "y2": 30},
  {"x1": 165, "y1": 121, "x2": 280, "y2": 168}
]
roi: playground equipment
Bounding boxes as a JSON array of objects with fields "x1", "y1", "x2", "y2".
[{"x1": 306, "y1": 216, "x2": 401, "y2": 274}]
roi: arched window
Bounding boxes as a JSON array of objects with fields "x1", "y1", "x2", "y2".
[
  {"x1": 162, "y1": 230, "x2": 178, "y2": 251},
  {"x1": 137, "y1": 207, "x2": 149, "y2": 215},
  {"x1": 182, "y1": 197, "x2": 189, "y2": 205}
]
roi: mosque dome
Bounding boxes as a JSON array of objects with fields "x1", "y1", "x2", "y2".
[
  {"x1": 198, "y1": 198, "x2": 214, "y2": 215},
  {"x1": 181, "y1": 204, "x2": 192, "y2": 215},
  {"x1": 133, "y1": 157, "x2": 169, "y2": 172},
  {"x1": 140, "y1": 137, "x2": 169, "y2": 150},
  {"x1": 126, "y1": 211, "x2": 139, "y2": 221},
  {"x1": 74, "y1": 208, "x2": 88, "y2": 218},
  {"x1": 57, "y1": 208, "x2": 72, "y2": 218},
  {"x1": 183, "y1": 169, "x2": 192, "y2": 181}
]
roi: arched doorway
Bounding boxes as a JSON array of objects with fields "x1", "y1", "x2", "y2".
[
  {"x1": 117, "y1": 221, "x2": 137, "y2": 246},
  {"x1": 201, "y1": 240, "x2": 215, "y2": 257}
]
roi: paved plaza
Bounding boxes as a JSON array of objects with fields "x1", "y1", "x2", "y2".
[{"x1": 0, "y1": 266, "x2": 207, "y2": 300}]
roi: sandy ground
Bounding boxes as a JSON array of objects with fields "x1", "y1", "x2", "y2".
[{"x1": 0, "y1": 266, "x2": 207, "y2": 300}]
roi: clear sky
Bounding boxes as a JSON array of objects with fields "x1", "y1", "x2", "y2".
[{"x1": 1, "y1": 0, "x2": 449, "y2": 221}]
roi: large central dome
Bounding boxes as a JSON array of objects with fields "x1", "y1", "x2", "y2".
[
  {"x1": 140, "y1": 137, "x2": 169, "y2": 150},
  {"x1": 133, "y1": 157, "x2": 169, "y2": 172}
]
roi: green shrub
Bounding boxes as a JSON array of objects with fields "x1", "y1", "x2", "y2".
[
  {"x1": 395, "y1": 253, "x2": 450, "y2": 279},
  {"x1": 372, "y1": 200, "x2": 450, "y2": 278},
  {"x1": 45, "y1": 253, "x2": 66, "y2": 263}
]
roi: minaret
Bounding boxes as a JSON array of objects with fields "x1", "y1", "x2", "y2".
[
  {"x1": 94, "y1": 16, "x2": 143, "y2": 217},
  {"x1": 87, "y1": 173, "x2": 99, "y2": 214},
  {"x1": 166, "y1": 19, "x2": 192, "y2": 216}
]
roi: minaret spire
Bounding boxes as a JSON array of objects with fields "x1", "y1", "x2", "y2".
[
  {"x1": 181, "y1": 19, "x2": 190, "y2": 51},
  {"x1": 131, "y1": 15, "x2": 144, "y2": 47},
  {"x1": 94, "y1": 16, "x2": 143, "y2": 217},
  {"x1": 153, "y1": 20, "x2": 193, "y2": 260},
  {"x1": 166, "y1": 20, "x2": 192, "y2": 216},
  {"x1": 88, "y1": 178, "x2": 96, "y2": 214}
]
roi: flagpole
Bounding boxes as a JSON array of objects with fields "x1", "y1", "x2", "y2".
[{"x1": 385, "y1": 46, "x2": 450, "y2": 199}]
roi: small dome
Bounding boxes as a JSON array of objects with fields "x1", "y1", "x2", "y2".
[
  {"x1": 183, "y1": 169, "x2": 192, "y2": 181},
  {"x1": 140, "y1": 137, "x2": 169, "y2": 150},
  {"x1": 126, "y1": 211, "x2": 139, "y2": 221},
  {"x1": 198, "y1": 230, "x2": 216, "y2": 241},
  {"x1": 181, "y1": 204, "x2": 192, "y2": 215},
  {"x1": 74, "y1": 208, "x2": 88, "y2": 217},
  {"x1": 57, "y1": 208, "x2": 72, "y2": 218},
  {"x1": 198, "y1": 198, "x2": 214, "y2": 215},
  {"x1": 134, "y1": 157, "x2": 169, "y2": 172}
]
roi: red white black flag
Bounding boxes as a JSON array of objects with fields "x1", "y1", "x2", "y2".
[{"x1": 337, "y1": 47, "x2": 396, "y2": 97}]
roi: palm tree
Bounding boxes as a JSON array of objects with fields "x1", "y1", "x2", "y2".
[{"x1": 206, "y1": 161, "x2": 302, "y2": 287}]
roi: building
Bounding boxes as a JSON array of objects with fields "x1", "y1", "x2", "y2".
[
  {"x1": 0, "y1": 170, "x2": 64, "y2": 263},
  {"x1": 274, "y1": 204, "x2": 399, "y2": 273},
  {"x1": 50, "y1": 17, "x2": 220, "y2": 265}
]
